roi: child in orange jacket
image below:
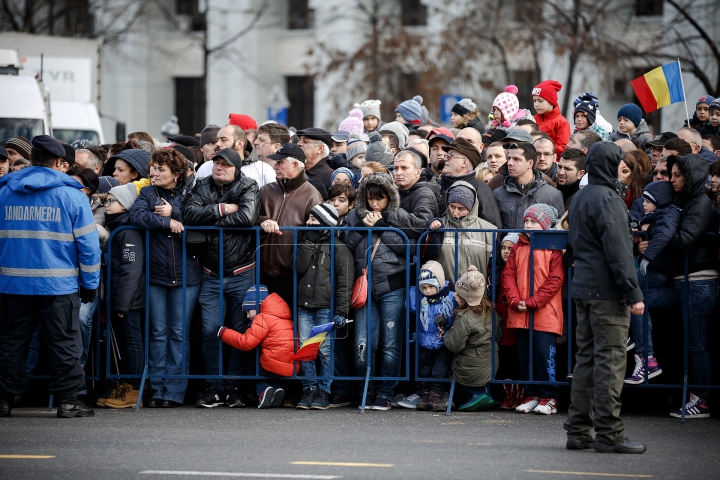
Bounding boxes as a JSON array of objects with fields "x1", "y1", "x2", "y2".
[
  {"x1": 502, "y1": 204, "x2": 565, "y2": 416},
  {"x1": 218, "y1": 285, "x2": 296, "y2": 408},
  {"x1": 532, "y1": 80, "x2": 571, "y2": 156}
]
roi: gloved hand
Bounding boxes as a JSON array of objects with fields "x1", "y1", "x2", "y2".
[
  {"x1": 217, "y1": 326, "x2": 227, "y2": 338},
  {"x1": 639, "y1": 258, "x2": 649, "y2": 276},
  {"x1": 79, "y1": 287, "x2": 97, "y2": 304},
  {"x1": 434, "y1": 314, "x2": 448, "y2": 328},
  {"x1": 332, "y1": 315, "x2": 347, "y2": 329}
]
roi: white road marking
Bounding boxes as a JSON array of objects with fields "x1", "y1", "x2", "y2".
[{"x1": 140, "y1": 471, "x2": 341, "y2": 479}]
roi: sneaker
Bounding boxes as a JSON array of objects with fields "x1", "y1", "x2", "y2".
[
  {"x1": 416, "y1": 389, "x2": 432, "y2": 411},
  {"x1": 226, "y1": 389, "x2": 245, "y2": 408},
  {"x1": 624, "y1": 354, "x2": 662, "y2": 384},
  {"x1": 391, "y1": 393, "x2": 406, "y2": 407},
  {"x1": 515, "y1": 395, "x2": 540, "y2": 413},
  {"x1": 372, "y1": 395, "x2": 391, "y2": 411},
  {"x1": 397, "y1": 393, "x2": 422, "y2": 409},
  {"x1": 96, "y1": 382, "x2": 124, "y2": 408},
  {"x1": 498, "y1": 384, "x2": 517, "y2": 410},
  {"x1": 670, "y1": 394, "x2": 710, "y2": 419},
  {"x1": 358, "y1": 394, "x2": 373, "y2": 410},
  {"x1": 257, "y1": 386, "x2": 275, "y2": 409},
  {"x1": 196, "y1": 388, "x2": 224, "y2": 408},
  {"x1": 271, "y1": 387, "x2": 285, "y2": 408},
  {"x1": 296, "y1": 388, "x2": 316, "y2": 410},
  {"x1": 328, "y1": 392, "x2": 351, "y2": 408},
  {"x1": 105, "y1": 385, "x2": 141, "y2": 409},
  {"x1": 626, "y1": 337, "x2": 635, "y2": 352},
  {"x1": 310, "y1": 390, "x2": 330, "y2": 410},
  {"x1": 510, "y1": 386, "x2": 525, "y2": 409},
  {"x1": 428, "y1": 390, "x2": 445, "y2": 412},
  {"x1": 533, "y1": 397, "x2": 557, "y2": 415}
]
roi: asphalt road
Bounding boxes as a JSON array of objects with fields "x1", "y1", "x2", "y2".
[{"x1": 1, "y1": 406, "x2": 718, "y2": 480}]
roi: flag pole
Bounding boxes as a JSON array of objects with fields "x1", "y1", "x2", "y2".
[{"x1": 677, "y1": 59, "x2": 691, "y2": 127}]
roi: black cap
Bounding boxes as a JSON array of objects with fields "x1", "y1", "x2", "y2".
[
  {"x1": 646, "y1": 131, "x2": 679, "y2": 148},
  {"x1": 172, "y1": 144, "x2": 195, "y2": 163},
  {"x1": 212, "y1": 148, "x2": 243, "y2": 170},
  {"x1": 62, "y1": 144, "x2": 76, "y2": 166},
  {"x1": 200, "y1": 125, "x2": 221, "y2": 147},
  {"x1": 0, "y1": 145, "x2": 7, "y2": 160},
  {"x1": 168, "y1": 135, "x2": 200, "y2": 147},
  {"x1": 267, "y1": 143, "x2": 306, "y2": 163},
  {"x1": 296, "y1": 127, "x2": 332, "y2": 147},
  {"x1": 31, "y1": 134, "x2": 65, "y2": 158},
  {"x1": 428, "y1": 134, "x2": 453, "y2": 147},
  {"x1": 482, "y1": 128, "x2": 509, "y2": 146}
]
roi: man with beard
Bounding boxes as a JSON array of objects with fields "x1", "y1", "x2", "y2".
[{"x1": 556, "y1": 148, "x2": 586, "y2": 211}]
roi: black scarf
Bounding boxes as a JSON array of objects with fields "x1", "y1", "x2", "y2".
[{"x1": 557, "y1": 180, "x2": 580, "y2": 202}]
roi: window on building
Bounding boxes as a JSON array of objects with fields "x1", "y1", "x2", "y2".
[
  {"x1": 401, "y1": 0, "x2": 427, "y2": 26},
  {"x1": 176, "y1": 0, "x2": 206, "y2": 31},
  {"x1": 286, "y1": 76, "x2": 314, "y2": 129},
  {"x1": 636, "y1": 0, "x2": 663, "y2": 16},
  {"x1": 510, "y1": 70, "x2": 540, "y2": 110},
  {"x1": 175, "y1": 77, "x2": 206, "y2": 137},
  {"x1": 288, "y1": 0, "x2": 314, "y2": 30}
]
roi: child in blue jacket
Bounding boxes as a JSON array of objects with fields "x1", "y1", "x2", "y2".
[
  {"x1": 627, "y1": 181, "x2": 680, "y2": 385},
  {"x1": 404, "y1": 261, "x2": 456, "y2": 412}
]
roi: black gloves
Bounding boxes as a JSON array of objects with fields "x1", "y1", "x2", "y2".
[
  {"x1": 79, "y1": 287, "x2": 97, "y2": 304},
  {"x1": 434, "y1": 314, "x2": 448, "y2": 328}
]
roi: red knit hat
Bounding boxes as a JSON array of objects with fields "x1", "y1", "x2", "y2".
[
  {"x1": 531, "y1": 80, "x2": 563, "y2": 107},
  {"x1": 228, "y1": 113, "x2": 258, "y2": 130}
]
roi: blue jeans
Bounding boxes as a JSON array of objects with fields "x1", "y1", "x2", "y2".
[
  {"x1": 354, "y1": 288, "x2": 406, "y2": 399},
  {"x1": 298, "y1": 307, "x2": 333, "y2": 393},
  {"x1": 198, "y1": 269, "x2": 255, "y2": 390},
  {"x1": 676, "y1": 279, "x2": 718, "y2": 399},
  {"x1": 629, "y1": 268, "x2": 670, "y2": 357},
  {"x1": 79, "y1": 295, "x2": 98, "y2": 365},
  {"x1": 516, "y1": 329, "x2": 558, "y2": 398},
  {"x1": 148, "y1": 284, "x2": 200, "y2": 403}
]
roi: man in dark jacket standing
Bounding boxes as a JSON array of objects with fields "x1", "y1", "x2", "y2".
[
  {"x1": 565, "y1": 142, "x2": 646, "y2": 454},
  {"x1": 184, "y1": 148, "x2": 260, "y2": 408}
]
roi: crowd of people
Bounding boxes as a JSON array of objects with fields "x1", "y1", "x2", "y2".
[{"x1": 1, "y1": 80, "x2": 719, "y2": 429}]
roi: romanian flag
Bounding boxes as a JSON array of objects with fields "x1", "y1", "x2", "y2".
[
  {"x1": 631, "y1": 62, "x2": 685, "y2": 113},
  {"x1": 293, "y1": 322, "x2": 333, "y2": 361}
]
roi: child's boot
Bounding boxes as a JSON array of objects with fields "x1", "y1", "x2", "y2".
[
  {"x1": 499, "y1": 383, "x2": 516, "y2": 410},
  {"x1": 511, "y1": 385, "x2": 525, "y2": 409},
  {"x1": 459, "y1": 386, "x2": 494, "y2": 412}
]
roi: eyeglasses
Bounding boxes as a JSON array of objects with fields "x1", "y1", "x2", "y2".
[
  {"x1": 503, "y1": 143, "x2": 524, "y2": 150},
  {"x1": 104, "y1": 198, "x2": 119, "y2": 206},
  {"x1": 651, "y1": 169, "x2": 669, "y2": 177},
  {"x1": 537, "y1": 152, "x2": 556, "y2": 158}
]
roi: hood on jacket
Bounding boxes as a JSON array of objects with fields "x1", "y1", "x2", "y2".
[
  {"x1": 445, "y1": 180, "x2": 479, "y2": 227},
  {"x1": 0, "y1": 166, "x2": 84, "y2": 193},
  {"x1": 642, "y1": 181, "x2": 675, "y2": 210},
  {"x1": 259, "y1": 292, "x2": 292, "y2": 320},
  {"x1": 102, "y1": 149, "x2": 152, "y2": 179},
  {"x1": 667, "y1": 153, "x2": 709, "y2": 205},
  {"x1": 354, "y1": 172, "x2": 401, "y2": 216},
  {"x1": 586, "y1": 142, "x2": 625, "y2": 190}
]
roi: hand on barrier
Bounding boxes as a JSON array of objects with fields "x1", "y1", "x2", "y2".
[
  {"x1": 169, "y1": 219, "x2": 185, "y2": 234},
  {"x1": 639, "y1": 258, "x2": 649, "y2": 276},
  {"x1": 332, "y1": 315, "x2": 347, "y2": 329},
  {"x1": 217, "y1": 326, "x2": 227, "y2": 338},
  {"x1": 434, "y1": 314, "x2": 448, "y2": 328},
  {"x1": 261, "y1": 219, "x2": 282, "y2": 235},
  {"x1": 79, "y1": 287, "x2": 97, "y2": 304}
]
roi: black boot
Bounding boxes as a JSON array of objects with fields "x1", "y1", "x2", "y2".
[
  {"x1": 0, "y1": 399, "x2": 11, "y2": 417},
  {"x1": 57, "y1": 398, "x2": 95, "y2": 418}
]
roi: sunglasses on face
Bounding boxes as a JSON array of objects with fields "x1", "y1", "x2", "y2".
[
  {"x1": 503, "y1": 143, "x2": 524, "y2": 150},
  {"x1": 651, "y1": 169, "x2": 669, "y2": 177}
]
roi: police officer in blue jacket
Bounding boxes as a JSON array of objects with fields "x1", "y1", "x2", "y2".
[{"x1": 0, "y1": 135, "x2": 101, "y2": 418}]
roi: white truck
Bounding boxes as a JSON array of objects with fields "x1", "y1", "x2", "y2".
[{"x1": 0, "y1": 49, "x2": 51, "y2": 142}]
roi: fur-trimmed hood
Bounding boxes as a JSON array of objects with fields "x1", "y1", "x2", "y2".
[{"x1": 354, "y1": 173, "x2": 400, "y2": 216}]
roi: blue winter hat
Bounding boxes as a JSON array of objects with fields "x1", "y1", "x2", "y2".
[
  {"x1": 617, "y1": 104, "x2": 643, "y2": 128},
  {"x1": 98, "y1": 176, "x2": 120, "y2": 194},
  {"x1": 104, "y1": 149, "x2": 152, "y2": 179},
  {"x1": 395, "y1": 95, "x2": 424, "y2": 125},
  {"x1": 243, "y1": 285, "x2": 269, "y2": 311},
  {"x1": 331, "y1": 167, "x2": 358, "y2": 189},
  {"x1": 642, "y1": 180, "x2": 675, "y2": 209},
  {"x1": 697, "y1": 95, "x2": 716, "y2": 107}
]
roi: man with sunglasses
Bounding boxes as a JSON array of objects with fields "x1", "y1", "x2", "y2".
[{"x1": 493, "y1": 142, "x2": 564, "y2": 229}]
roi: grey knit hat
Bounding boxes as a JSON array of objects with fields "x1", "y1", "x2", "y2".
[
  {"x1": 447, "y1": 184, "x2": 476, "y2": 212},
  {"x1": 354, "y1": 99, "x2": 382, "y2": 121},
  {"x1": 346, "y1": 140, "x2": 367, "y2": 163},
  {"x1": 365, "y1": 132, "x2": 394, "y2": 167},
  {"x1": 109, "y1": 183, "x2": 139, "y2": 211},
  {"x1": 379, "y1": 121, "x2": 409, "y2": 149},
  {"x1": 455, "y1": 265, "x2": 486, "y2": 307}
]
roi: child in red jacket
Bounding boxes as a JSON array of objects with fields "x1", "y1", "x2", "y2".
[
  {"x1": 502, "y1": 204, "x2": 565, "y2": 416},
  {"x1": 532, "y1": 80, "x2": 571, "y2": 156},
  {"x1": 218, "y1": 285, "x2": 296, "y2": 409}
]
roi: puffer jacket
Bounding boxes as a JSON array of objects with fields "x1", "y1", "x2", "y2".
[
  {"x1": 444, "y1": 308, "x2": 499, "y2": 387},
  {"x1": 666, "y1": 154, "x2": 720, "y2": 276},
  {"x1": 296, "y1": 232, "x2": 355, "y2": 317},
  {"x1": 610, "y1": 119, "x2": 653, "y2": 149},
  {"x1": 129, "y1": 183, "x2": 202, "y2": 286},
  {"x1": 107, "y1": 212, "x2": 145, "y2": 314},
  {"x1": 569, "y1": 142, "x2": 644, "y2": 304},
  {"x1": 218, "y1": 293, "x2": 296, "y2": 377},
  {"x1": 493, "y1": 170, "x2": 565, "y2": 229},
  {"x1": 385, "y1": 178, "x2": 441, "y2": 239},
  {"x1": 440, "y1": 172, "x2": 502, "y2": 228},
  {"x1": 257, "y1": 174, "x2": 323, "y2": 277},
  {"x1": 639, "y1": 181, "x2": 681, "y2": 275},
  {"x1": 345, "y1": 173, "x2": 408, "y2": 297},
  {"x1": 183, "y1": 172, "x2": 259, "y2": 276},
  {"x1": 424, "y1": 181, "x2": 497, "y2": 285},
  {"x1": 534, "y1": 106, "x2": 571, "y2": 156},
  {"x1": 409, "y1": 282, "x2": 456, "y2": 350}
]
